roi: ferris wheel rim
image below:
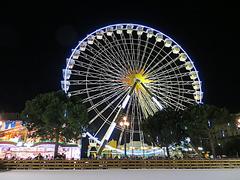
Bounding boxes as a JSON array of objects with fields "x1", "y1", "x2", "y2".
[
  {"x1": 63, "y1": 23, "x2": 203, "y2": 126},
  {"x1": 63, "y1": 23, "x2": 203, "y2": 102}
]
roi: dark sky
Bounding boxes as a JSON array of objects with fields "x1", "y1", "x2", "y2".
[{"x1": 0, "y1": 2, "x2": 239, "y2": 113}]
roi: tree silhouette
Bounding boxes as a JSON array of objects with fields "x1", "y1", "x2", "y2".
[{"x1": 21, "y1": 91, "x2": 88, "y2": 158}]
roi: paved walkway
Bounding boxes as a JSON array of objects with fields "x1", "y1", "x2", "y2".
[{"x1": 1, "y1": 169, "x2": 240, "y2": 180}]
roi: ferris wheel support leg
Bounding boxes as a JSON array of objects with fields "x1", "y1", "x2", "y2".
[
  {"x1": 97, "y1": 108, "x2": 121, "y2": 155},
  {"x1": 97, "y1": 80, "x2": 139, "y2": 155}
]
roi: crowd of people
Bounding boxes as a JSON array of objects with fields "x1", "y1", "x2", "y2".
[
  {"x1": 1, "y1": 153, "x2": 224, "y2": 161},
  {"x1": 2, "y1": 153, "x2": 67, "y2": 160}
]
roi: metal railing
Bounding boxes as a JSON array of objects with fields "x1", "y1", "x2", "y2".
[{"x1": 1, "y1": 159, "x2": 240, "y2": 169}]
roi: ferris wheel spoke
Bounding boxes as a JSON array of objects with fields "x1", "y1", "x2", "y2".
[
  {"x1": 150, "y1": 71, "x2": 190, "y2": 82},
  {"x1": 151, "y1": 86, "x2": 195, "y2": 106},
  {"x1": 149, "y1": 63, "x2": 186, "y2": 79},
  {"x1": 111, "y1": 33, "x2": 129, "y2": 61},
  {"x1": 121, "y1": 33, "x2": 132, "y2": 61},
  {"x1": 67, "y1": 85, "x2": 119, "y2": 96},
  {"x1": 83, "y1": 86, "x2": 126, "y2": 104},
  {"x1": 70, "y1": 68, "x2": 119, "y2": 80},
  {"x1": 142, "y1": 41, "x2": 157, "y2": 70},
  {"x1": 155, "y1": 80, "x2": 194, "y2": 86},
  {"x1": 151, "y1": 85, "x2": 193, "y2": 100},
  {"x1": 112, "y1": 33, "x2": 135, "y2": 70},
  {"x1": 148, "y1": 56, "x2": 181, "y2": 76},
  {"x1": 119, "y1": 33, "x2": 133, "y2": 70},
  {"x1": 161, "y1": 89, "x2": 195, "y2": 104},
  {"x1": 151, "y1": 83, "x2": 195, "y2": 94},
  {"x1": 102, "y1": 34, "x2": 129, "y2": 70},
  {"x1": 162, "y1": 94, "x2": 192, "y2": 109},
  {"x1": 69, "y1": 85, "x2": 119, "y2": 96},
  {"x1": 93, "y1": 39, "x2": 125, "y2": 69},
  {"x1": 153, "y1": 75, "x2": 186, "y2": 84},
  {"x1": 88, "y1": 90, "x2": 128, "y2": 124},
  {"x1": 151, "y1": 91, "x2": 179, "y2": 110},
  {"x1": 80, "y1": 49, "x2": 125, "y2": 77},
  {"x1": 102, "y1": 34, "x2": 125, "y2": 59},
  {"x1": 147, "y1": 58, "x2": 178, "y2": 77},
  {"x1": 76, "y1": 54, "x2": 122, "y2": 78},
  {"x1": 85, "y1": 83, "x2": 125, "y2": 94},
  {"x1": 70, "y1": 69, "x2": 120, "y2": 81},
  {"x1": 139, "y1": 37, "x2": 149, "y2": 70},
  {"x1": 144, "y1": 83, "x2": 183, "y2": 107},
  {"x1": 136, "y1": 36, "x2": 142, "y2": 70},
  {"x1": 142, "y1": 44, "x2": 165, "y2": 72},
  {"x1": 150, "y1": 87, "x2": 188, "y2": 109},
  {"x1": 69, "y1": 79, "x2": 121, "y2": 86},
  {"x1": 129, "y1": 34, "x2": 136, "y2": 65},
  {"x1": 84, "y1": 45, "x2": 118, "y2": 68},
  {"x1": 145, "y1": 50, "x2": 173, "y2": 75},
  {"x1": 94, "y1": 92, "x2": 129, "y2": 137},
  {"x1": 89, "y1": 92, "x2": 124, "y2": 120},
  {"x1": 143, "y1": 85, "x2": 175, "y2": 109},
  {"x1": 84, "y1": 81, "x2": 119, "y2": 85},
  {"x1": 98, "y1": 36, "x2": 129, "y2": 73},
  {"x1": 86, "y1": 47, "x2": 125, "y2": 77},
  {"x1": 126, "y1": 33, "x2": 134, "y2": 70},
  {"x1": 86, "y1": 86, "x2": 125, "y2": 106}
]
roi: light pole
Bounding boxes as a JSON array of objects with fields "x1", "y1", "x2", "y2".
[
  {"x1": 236, "y1": 118, "x2": 240, "y2": 129},
  {"x1": 119, "y1": 116, "x2": 129, "y2": 158}
]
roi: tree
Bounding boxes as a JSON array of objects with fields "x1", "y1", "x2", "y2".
[
  {"x1": 183, "y1": 104, "x2": 231, "y2": 158},
  {"x1": 21, "y1": 91, "x2": 88, "y2": 158},
  {"x1": 222, "y1": 136, "x2": 240, "y2": 157},
  {"x1": 142, "y1": 108, "x2": 185, "y2": 157}
]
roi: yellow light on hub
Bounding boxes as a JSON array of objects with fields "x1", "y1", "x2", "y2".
[{"x1": 121, "y1": 69, "x2": 152, "y2": 94}]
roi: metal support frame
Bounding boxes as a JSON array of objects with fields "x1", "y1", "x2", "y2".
[{"x1": 97, "y1": 80, "x2": 139, "y2": 155}]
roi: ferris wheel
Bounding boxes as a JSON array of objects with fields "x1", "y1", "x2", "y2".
[{"x1": 61, "y1": 23, "x2": 203, "y2": 156}]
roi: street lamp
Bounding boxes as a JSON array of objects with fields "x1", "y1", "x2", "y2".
[
  {"x1": 237, "y1": 118, "x2": 240, "y2": 129},
  {"x1": 119, "y1": 116, "x2": 129, "y2": 158}
]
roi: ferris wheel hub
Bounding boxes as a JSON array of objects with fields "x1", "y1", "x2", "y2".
[{"x1": 121, "y1": 69, "x2": 153, "y2": 94}]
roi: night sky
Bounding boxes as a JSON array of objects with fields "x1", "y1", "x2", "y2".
[{"x1": 0, "y1": 2, "x2": 239, "y2": 113}]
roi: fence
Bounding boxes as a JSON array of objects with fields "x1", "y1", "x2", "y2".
[{"x1": 1, "y1": 159, "x2": 240, "y2": 169}]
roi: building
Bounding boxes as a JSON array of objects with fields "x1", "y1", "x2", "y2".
[{"x1": 0, "y1": 113, "x2": 80, "y2": 159}]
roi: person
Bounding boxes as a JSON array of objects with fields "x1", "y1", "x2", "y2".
[
  {"x1": 61, "y1": 153, "x2": 66, "y2": 160},
  {"x1": 26, "y1": 156, "x2": 32, "y2": 160},
  {"x1": 11, "y1": 156, "x2": 16, "y2": 160},
  {"x1": 35, "y1": 153, "x2": 44, "y2": 160},
  {"x1": 55, "y1": 153, "x2": 61, "y2": 160},
  {"x1": 3, "y1": 155, "x2": 8, "y2": 160}
]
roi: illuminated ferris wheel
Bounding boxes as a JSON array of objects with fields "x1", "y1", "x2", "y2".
[{"x1": 61, "y1": 23, "x2": 203, "y2": 155}]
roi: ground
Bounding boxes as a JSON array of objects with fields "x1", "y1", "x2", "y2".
[{"x1": 1, "y1": 169, "x2": 240, "y2": 180}]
